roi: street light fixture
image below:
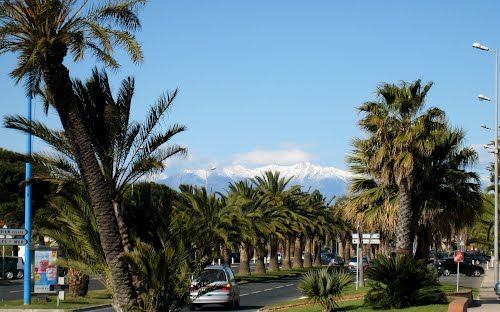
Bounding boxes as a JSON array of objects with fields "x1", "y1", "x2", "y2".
[
  {"x1": 205, "y1": 166, "x2": 216, "y2": 191},
  {"x1": 473, "y1": 41, "x2": 499, "y2": 285}
]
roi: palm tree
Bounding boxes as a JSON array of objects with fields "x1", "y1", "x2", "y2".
[
  {"x1": 173, "y1": 185, "x2": 248, "y2": 268},
  {"x1": 5, "y1": 69, "x2": 187, "y2": 253},
  {"x1": 39, "y1": 192, "x2": 109, "y2": 296},
  {"x1": 1, "y1": 1, "x2": 145, "y2": 306},
  {"x1": 353, "y1": 80, "x2": 446, "y2": 254},
  {"x1": 252, "y1": 171, "x2": 298, "y2": 272},
  {"x1": 226, "y1": 180, "x2": 261, "y2": 275}
]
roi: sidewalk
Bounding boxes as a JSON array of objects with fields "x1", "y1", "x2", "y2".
[{"x1": 469, "y1": 262, "x2": 499, "y2": 311}]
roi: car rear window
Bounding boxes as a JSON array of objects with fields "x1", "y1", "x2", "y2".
[{"x1": 197, "y1": 269, "x2": 227, "y2": 283}]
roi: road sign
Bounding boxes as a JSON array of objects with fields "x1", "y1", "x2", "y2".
[
  {"x1": 0, "y1": 238, "x2": 27, "y2": 246},
  {"x1": 454, "y1": 250, "x2": 464, "y2": 263},
  {"x1": 0, "y1": 228, "x2": 27, "y2": 236},
  {"x1": 352, "y1": 238, "x2": 380, "y2": 244}
]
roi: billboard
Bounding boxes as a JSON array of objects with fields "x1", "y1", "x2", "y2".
[{"x1": 34, "y1": 249, "x2": 58, "y2": 293}]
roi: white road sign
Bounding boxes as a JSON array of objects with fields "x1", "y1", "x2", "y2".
[
  {"x1": 352, "y1": 238, "x2": 381, "y2": 245},
  {"x1": 0, "y1": 228, "x2": 27, "y2": 236},
  {"x1": 0, "y1": 238, "x2": 27, "y2": 246}
]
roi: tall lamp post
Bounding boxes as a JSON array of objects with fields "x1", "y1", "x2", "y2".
[
  {"x1": 205, "y1": 166, "x2": 216, "y2": 191},
  {"x1": 473, "y1": 41, "x2": 499, "y2": 285},
  {"x1": 24, "y1": 94, "x2": 33, "y2": 305}
]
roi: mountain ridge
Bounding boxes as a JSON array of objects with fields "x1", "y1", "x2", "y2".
[{"x1": 159, "y1": 162, "x2": 352, "y2": 198}]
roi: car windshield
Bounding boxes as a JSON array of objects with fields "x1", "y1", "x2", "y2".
[{"x1": 197, "y1": 269, "x2": 227, "y2": 284}]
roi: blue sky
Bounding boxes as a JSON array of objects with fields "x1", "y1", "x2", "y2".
[{"x1": 1, "y1": 0, "x2": 500, "y2": 177}]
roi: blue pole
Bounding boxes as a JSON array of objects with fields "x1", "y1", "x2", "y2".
[{"x1": 24, "y1": 95, "x2": 32, "y2": 305}]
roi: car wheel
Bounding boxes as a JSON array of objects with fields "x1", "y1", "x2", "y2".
[
  {"x1": 5, "y1": 271, "x2": 15, "y2": 280},
  {"x1": 473, "y1": 269, "x2": 482, "y2": 277},
  {"x1": 189, "y1": 304, "x2": 199, "y2": 311},
  {"x1": 16, "y1": 270, "x2": 24, "y2": 279},
  {"x1": 442, "y1": 269, "x2": 451, "y2": 276}
]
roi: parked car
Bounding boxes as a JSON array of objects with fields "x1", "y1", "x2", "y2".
[
  {"x1": 437, "y1": 258, "x2": 484, "y2": 277},
  {"x1": 328, "y1": 256, "x2": 345, "y2": 267},
  {"x1": 320, "y1": 251, "x2": 336, "y2": 265},
  {"x1": 347, "y1": 256, "x2": 370, "y2": 273},
  {"x1": 189, "y1": 265, "x2": 240, "y2": 310},
  {"x1": 0, "y1": 257, "x2": 18, "y2": 280},
  {"x1": 2, "y1": 256, "x2": 24, "y2": 279}
]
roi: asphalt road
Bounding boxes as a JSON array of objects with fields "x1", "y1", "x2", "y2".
[
  {"x1": 0, "y1": 278, "x2": 106, "y2": 302},
  {"x1": 0, "y1": 275, "x2": 303, "y2": 312},
  {"x1": 438, "y1": 273, "x2": 484, "y2": 289}
]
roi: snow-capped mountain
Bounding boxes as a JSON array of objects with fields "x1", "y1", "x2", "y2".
[{"x1": 159, "y1": 162, "x2": 352, "y2": 199}]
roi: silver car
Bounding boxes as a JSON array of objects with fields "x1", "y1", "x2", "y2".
[{"x1": 189, "y1": 265, "x2": 240, "y2": 310}]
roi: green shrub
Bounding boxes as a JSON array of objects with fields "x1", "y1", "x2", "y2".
[
  {"x1": 298, "y1": 267, "x2": 352, "y2": 312},
  {"x1": 364, "y1": 254, "x2": 446, "y2": 309}
]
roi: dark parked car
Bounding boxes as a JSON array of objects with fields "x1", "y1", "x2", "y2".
[
  {"x1": 320, "y1": 251, "x2": 335, "y2": 265},
  {"x1": 328, "y1": 256, "x2": 345, "y2": 267},
  {"x1": 0, "y1": 257, "x2": 18, "y2": 280},
  {"x1": 437, "y1": 258, "x2": 484, "y2": 277}
]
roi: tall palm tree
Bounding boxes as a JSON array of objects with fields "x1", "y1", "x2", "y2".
[
  {"x1": 226, "y1": 180, "x2": 261, "y2": 275},
  {"x1": 1, "y1": 1, "x2": 145, "y2": 307},
  {"x1": 173, "y1": 185, "x2": 248, "y2": 268},
  {"x1": 252, "y1": 171, "x2": 298, "y2": 272},
  {"x1": 353, "y1": 80, "x2": 446, "y2": 254},
  {"x1": 5, "y1": 69, "x2": 187, "y2": 253}
]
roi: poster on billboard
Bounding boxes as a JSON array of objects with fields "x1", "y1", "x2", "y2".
[{"x1": 34, "y1": 249, "x2": 58, "y2": 293}]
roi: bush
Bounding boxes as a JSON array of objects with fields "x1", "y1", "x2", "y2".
[
  {"x1": 364, "y1": 254, "x2": 446, "y2": 309},
  {"x1": 298, "y1": 267, "x2": 352, "y2": 312}
]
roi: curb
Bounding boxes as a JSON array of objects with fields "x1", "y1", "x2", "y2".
[{"x1": 257, "y1": 293, "x2": 365, "y2": 312}]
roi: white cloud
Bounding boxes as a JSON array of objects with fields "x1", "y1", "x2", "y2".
[{"x1": 233, "y1": 148, "x2": 314, "y2": 166}]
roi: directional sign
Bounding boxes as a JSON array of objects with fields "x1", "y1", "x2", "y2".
[
  {"x1": 0, "y1": 228, "x2": 27, "y2": 236},
  {"x1": 0, "y1": 238, "x2": 27, "y2": 246},
  {"x1": 352, "y1": 238, "x2": 380, "y2": 245}
]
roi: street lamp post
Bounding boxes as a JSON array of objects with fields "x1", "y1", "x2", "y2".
[
  {"x1": 473, "y1": 41, "x2": 499, "y2": 285},
  {"x1": 205, "y1": 166, "x2": 216, "y2": 191}
]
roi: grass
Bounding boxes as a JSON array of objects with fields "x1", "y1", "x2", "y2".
[
  {"x1": 276, "y1": 299, "x2": 449, "y2": 312},
  {"x1": 236, "y1": 268, "x2": 312, "y2": 283},
  {"x1": 0, "y1": 289, "x2": 112, "y2": 309}
]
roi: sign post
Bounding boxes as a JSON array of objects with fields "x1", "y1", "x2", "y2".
[{"x1": 454, "y1": 250, "x2": 464, "y2": 292}]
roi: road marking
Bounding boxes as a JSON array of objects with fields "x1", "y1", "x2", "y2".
[
  {"x1": 241, "y1": 282, "x2": 297, "y2": 297},
  {"x1": 299, "y1": 296, "x2": 308, "y2": 299},
  {"x1": 9, "y1": 290, "x2": 23, "y2": 293}
]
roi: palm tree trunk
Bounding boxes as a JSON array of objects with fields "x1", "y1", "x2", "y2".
[
  {"x1": 344, "y1": 240, "x2": 351, "y2": 264},
  {"x1": 293, "y1": 236, "x2": 303, "y2": 269},
  {"x1": 255, "y1": 240, "x2": 266, "y2": 274},
  {"x1": 239, "y1": 243, "x2": 251, "y2": 275},
  {"x1": 313, "y1": 237, "x2": 322, "y2": 267},
  {"x1": 303, "y1": 238, "x2": 312, "y2": 268},
  {"x1": 42, "y1": 53, "x2": 135, "y2": 308},
  {"x1": 268, "y1": 235, "x2": 279, "y2": 272},
  {"x1": 112, "y1": 200, "x2": 131, "y2": 253},
  {"x1": 396, "y1": 179, "x2": 413, "y2": 255},
  {"x1": 68, "y1": 268, "x2": 89, "y2": 297},
  {"x1": 338, "y1": 238, "x2": 344, "y2": 259},
  {"x1": 282, "y1": 235, "x2": 292, "y2": 270},
  {"x1": 223, "y1": 243, "x2": 231, "y2": 265}
]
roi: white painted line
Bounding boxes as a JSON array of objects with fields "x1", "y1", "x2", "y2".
[
  {"x1": 274, "y1": 285, "x2": 284, "y2": 289},
  {"x1": 285, "y1": 283, "x2": 294, "y2": 287},
  {"x1": 251, "y1": 291, "x2": 262, "y2": 294},
  {"x1": 299, "y1": 296, "x2": 308, "y2": 299},
  {"x1": 9, "y1": 290, "x2": 23, "y2": 293},
  {"x1": 263, "y1": 288, "x2": 273, "y2": 291},
  {"x1": 240, "y1": 293, "x2": 249, "y2": 297}
]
